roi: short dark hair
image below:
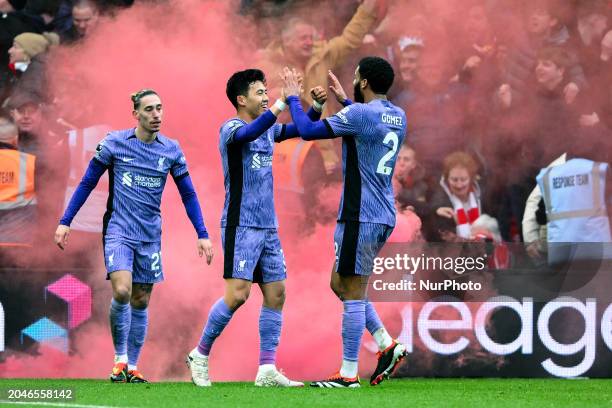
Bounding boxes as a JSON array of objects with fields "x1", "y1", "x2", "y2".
[
  {"x1": 357, "y1": 56, "x2": 395, "y2": 95},
  {"x1": 226, "y1": 69, "x2": 266, "y2": 109},
  {"x1": 537, "y1": 47, "x2": 571, "y2": 70},
  {"x1": 25, "y1": 0, "x2": 60, "y2": 15},
  {"x1": 131, "y1": 88, "x2": 158, "y2": 110}
]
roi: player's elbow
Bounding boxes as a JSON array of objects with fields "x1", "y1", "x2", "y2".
[
  {"x1": 80, "y1": 178, "x2": 97, "y2": 190},
  {"x1": 180, "y1": 191, "x2": 196, "y2": 203},
  {"x1": 299, "y1": 127, "x2": 321, "y2": 141}
]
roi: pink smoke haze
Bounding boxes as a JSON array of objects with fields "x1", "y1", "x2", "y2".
[
  {"x1": 3, "y1": 0, "x2": 562, "y2": 381},
  {"x1": 1, "y1": 0, "x2": 366, "y2": 381}
]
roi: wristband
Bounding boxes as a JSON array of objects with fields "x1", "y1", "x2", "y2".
[
  {"x1": 312, "y1": 100, "x2": 324, "y2": 112},
  {"x1": 273, "y1": 99, "x2": 287, "y2": 112}
]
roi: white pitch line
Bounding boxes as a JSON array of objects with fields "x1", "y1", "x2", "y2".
[{"x1": 0, "y1": 400, "x2": 124, "y2": 408}]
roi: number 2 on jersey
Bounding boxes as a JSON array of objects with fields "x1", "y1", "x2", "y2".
[
  {"x1": 151, "y1": 252, "x2": 161, "y2": 270},
  {"x1": 376, "y1": 132, "x2": 399, "y2": 175}
]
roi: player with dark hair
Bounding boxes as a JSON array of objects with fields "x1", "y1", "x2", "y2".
[
  {"x1": 55, "y1": 89, "x2": 214, "y2": 383},
  {"x1": 187, "y1": 69, "x2": 327, "y2": 387},
  {"x1": 281, "y1": 57, "x2": 408, "y2": 388}
]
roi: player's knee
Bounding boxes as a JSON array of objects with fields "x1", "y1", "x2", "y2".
[
  {"x1": 265, "y1": 289, "x2": 285, "y2": 309},
  {"x1": 228, "y1": 290, "x2": 250, "y2": 310},
  {"x1": 113, "y1": 286, "x2": 131, "y2": 303},
  {"x1": 130, "y1": 294, "x2": 149, "y2": 309}
]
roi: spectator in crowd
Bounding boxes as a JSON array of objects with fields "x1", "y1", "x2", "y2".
[
  {"x1": 388, "y1": 144, "x2": 425, "y2": 243},
  {"x1": 392, "y1": 36, "x2": 424, "y2": 107},
  {"x1": 450, "y1": 3, "x2": 501, "y2": 126},
  {"x1": 393, "y1": 144, "x2": 430, "y2": 221},
  {"x1": 62, "y1": 0, "x2": 100, "y2": 43},
  {"x1": 21, "y1": 0, "x2": 73, "y2": 36},
  {"x1": 7, "y1": 31, "x2": 59, "y2": 101},
  {"x1": 499, "y1": 0, "x2": 587, "y2": 107},
  {"x1": 426, "y1": 151, "x2": 484, "y2": 242},
  {"x1": 597, "y1": 30, "x2": 612, "y2": 128},
  {"x1": 0, "y1": 0, "x2": 41, "y2": 100},
  {"x1": 579, "y1": 29, "x2": 612, "y2": 131},
  {"x1": 452, "y1": 2, "x2": 496, "y2": 72},
  {"x1": 256, "y1": 0, "x2": 382, "y2": 174},
  {"x1": 0, "y1": 0, "x2": 25, "y2": 13},
  {"x1": 497, "y1": 47, "x2": 595, "y2": 172},
  {"x1": 492, "y1": 47, "x2": 585, "y2": 241},
  {"x1": 7, "y1": 91, "x2": 68, "y2": 228},
  {"x1": 7, "y1": 90, "x2": 44, "y2": 155},
  {"x1": 470, "y1": 214, "x2": 510, "y2": 270},
  {"x1": 396, "y1": 45, "x2": 470, "y2": 179},
  {"x1": 602, "y1": 29, "x2": 612, "y2": 61},
  {"x1": 0, "y1": 114, "x2": 37, "y2": 246},
  {"x1": 388, "y1": 198, "x2": 422, "y2": 244},
  {"x1": 576, "y1": 0, "x2": 609, "y2": 78}
]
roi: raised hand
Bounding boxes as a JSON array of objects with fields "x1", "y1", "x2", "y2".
[
  {"x1": 281, "y1": 67, "x2": 302, "y2": 97},
  {"x1": 328, "y1": 70, "x2": 348, "y2": 104},
  {"x1": 564, "y1": 82, "x2": 579, "y2": 105},
  {"x1": 498, "y1": 84, "x2": 512, "y2": 108},
  {"x1": 310, "y1": 86, "x2": 328, "y2": 105}
]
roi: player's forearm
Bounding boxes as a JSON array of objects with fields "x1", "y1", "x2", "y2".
[
  {"x1": 286, "y1": 96, "x2": 333, "y2": 140},
  {"x1": 277, "y1": 107, "x2": 322, "y2": 141},
  {"x1": 175, "y1": 174, "x2": 209, "y2": 239},
  {"x1": 59, "y1": 158, "x2": 107, "y2": 226},
  {"x1": 232, "y1": 110, "x2": 277, "y2": 144},
  {"x1": 307, "y1": 105, "x2": 323, "y2": 121}
]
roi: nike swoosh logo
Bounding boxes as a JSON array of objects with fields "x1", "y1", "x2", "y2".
[
  {"x1": 121, "y1": 158, "x2": 135, "y2": 162},
  {"x1": 154, "y1": 271, "x2": 162, "y2": 278}
]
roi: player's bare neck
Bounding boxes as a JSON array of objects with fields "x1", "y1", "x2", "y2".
[
  {"x1": 364, "y1": 93, "x2": 388, "y2": 103},
  {"x1": 135, "y1": 127, "x2": 157, "y2": 144},
  {"x1": 237, "y1": 110, "x2": 255, "y2": 124}
]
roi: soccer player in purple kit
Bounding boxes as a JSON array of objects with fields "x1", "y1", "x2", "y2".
[
  {"x1": 281, "y1": 58, "x2": 408, "y2": 388},
  {"x1": 186, "y1": 69, "x2": 327, "y2": 387},
  {"x1": 54, "y1": 89, "x2": 214, "y2": 383}
]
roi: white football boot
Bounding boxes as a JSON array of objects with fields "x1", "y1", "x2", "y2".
[
  {"x1": 186, "y1": 348, "x2": 211, "y2": 387},
  {"x1": 255, "y1": 365, "x2": 304, "y2": 387}
]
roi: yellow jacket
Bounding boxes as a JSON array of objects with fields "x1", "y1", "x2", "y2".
[
  {"x1": 257, "y1": 5, "x2": 376, "y2": 168},
  {"x1": 0, "y1": 148, "x2": 36, "y2": 210}
]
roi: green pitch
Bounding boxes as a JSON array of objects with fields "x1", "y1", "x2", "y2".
[{"x1": 0, "y1": 378, "x2": 611, "y2": 408}]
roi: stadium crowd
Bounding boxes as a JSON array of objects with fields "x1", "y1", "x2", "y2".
[{"x1": 1, "y1": 0, "x2": 611, "y2": 266}]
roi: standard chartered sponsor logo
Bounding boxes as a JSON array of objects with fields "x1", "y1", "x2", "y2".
[
  {"x1": 134, "y1": 174, "x2": 162, "y2": 188},
  {"x1": 121, "y1": 171, "x2": 161, "y2": 188},
  {"x1": 251, "y1": 153, "x2": 272, "y2": 170},
  {"x1": 122, "y1": 172, "x2": 132, "y2": 187},
  {"x1": 252, "y1": 153, "x2": 261, "y2": 169}
]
